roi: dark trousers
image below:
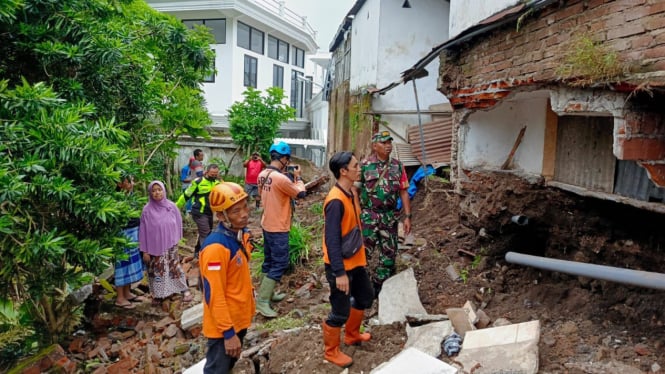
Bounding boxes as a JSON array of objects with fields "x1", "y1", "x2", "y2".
[
  {"x1": 324, "y1": 265, "x2": 374, "y2": 327},
  {"x1": 262, "y1": 231, "x2": 290, "y2": 281},
  {"x1": 203, "y1": 329, "x2": 247, "y2": 374},
  {"x1": 192, "y1": 211, "x2": 213, "y2": 255}
]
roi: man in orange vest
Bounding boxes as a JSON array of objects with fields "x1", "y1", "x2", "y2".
[{"x1": 321, "y1": 151, "x2": 373, "y2": 368}]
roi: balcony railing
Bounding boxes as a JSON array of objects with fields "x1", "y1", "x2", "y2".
[{"x1": 249, "y1": 0, "x2": 317, "y2": 40}]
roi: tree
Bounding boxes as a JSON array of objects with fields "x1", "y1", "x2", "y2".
[
  {"x1": 0, "y1": 0, "x2": 214, "y2": 353},
  {"x1": 228, "y1": 87, "x2": 296, "y2": 164}
]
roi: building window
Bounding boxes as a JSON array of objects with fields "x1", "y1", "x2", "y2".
[
  {"x1": 183, "y1": 19, "x2": 226, "y2": 44},
  {"x1": 203, "y1": 49, "x2": 216, "y2": 83},
  {"x1": 238, "y1": 21, "x2": 264, "y2": 54},
  {"x1": 268, "y1": 36, "x2": 289, "y2": 63},
  {"x1": 244, "y1": 55, "x2": 258, "y2": 88},
  {"x1": 291, "y1": 70, "x2": 304, "y2": 117},
  {"x1": 273, "y1": 65, "x2": 284, "y2": 88},
  {"x1": 293, "y1": 47, "x2": 305, "y2": 68}
]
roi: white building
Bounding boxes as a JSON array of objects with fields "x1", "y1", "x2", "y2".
[
  {"x1": 327, "y1": 0, "x2": 451, "y2": 164},
  {"x1": 148, "y1": 0, "x2": 328, "y2": 170}
]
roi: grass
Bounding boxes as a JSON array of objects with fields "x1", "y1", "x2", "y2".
[
  {"x1": 557, "y1": 32, "x2": 626, "y2": 86},
  {"x1": 255, "y1": 312, "x2": 307, "y2": 332}
]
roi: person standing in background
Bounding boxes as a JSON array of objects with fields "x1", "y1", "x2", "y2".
[
  {"x1": 255, "y1": 141, "x2": 306, "y2": 317},
  {"x1": 177, "y1": 164, "x2": 221, "y2": 258},
  {"x1": 181, "y1": 156, "x2": 196, "y2": 214},
  {"x1": 140, "y1": 180, "x2": 192, "y2": 304},
  {"x1": 359, "y1": 131, "x2": 412, "y2": 298},
  {"x1": 114, "y1": 175, "x2": 145, "y2": 309},
  {"x1": 243, "y1": 151, "x2": 266, "y2": 210}
]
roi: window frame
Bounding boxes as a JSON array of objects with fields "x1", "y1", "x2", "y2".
[
  {"x1": 292, "y1": 47, "x2": 305, "y2": 68},
  {"x1": 273, "y1": 64, "x2": 284, "y2": 88},
  {"x1": 238, "y1": 21, "x2": 264, "y2": 54},
  {"x1": 244, "y1": 55, "x2": 258, "y2": 88},
  {"x1": 268, "y1": 35, "x2": 290, "y2": 63},
  {"x1": 182, "y1": 18, "x2": 226, "y2": 44}
]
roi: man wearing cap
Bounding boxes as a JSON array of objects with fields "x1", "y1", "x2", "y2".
[
  {"x1": 243, "y1": 151, "x2": 267, "y2": 210},
  {"x1": 359, "y1": 131, "x2": 412, "y2": 297}
]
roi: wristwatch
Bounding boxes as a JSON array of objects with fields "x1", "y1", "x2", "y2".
[{"x1": 404, "y1": 213, "x2": 412, "y2": 219}]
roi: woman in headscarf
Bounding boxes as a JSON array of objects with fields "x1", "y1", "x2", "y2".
[{"x1": 139, "y1": 180, "x2": 193, "y2": 303}]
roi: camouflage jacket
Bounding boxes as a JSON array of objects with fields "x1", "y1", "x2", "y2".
[{"x1": 359, "y1": 155, "x2": 405, "y2": 212}]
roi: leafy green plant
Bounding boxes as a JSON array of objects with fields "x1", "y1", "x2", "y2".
[
  {"x1": 288, "y1": 222, "x2": 313, "y2": 266},
  {"x1": 228, "y1": 87, "x2": 296, "y2": 173},
  {"x1": 471, "y1": 255, "x2": 482, "y2": 270},
  {"x1": 0, "y1": 0, "x2": 214, "y2": 350},
  {"x1": 308, "y1": 202, "x2": 323, "y2": 216},
  {"x1": 459, "y1": 268, "x2": 469, "y2": 284},
  {"x1": 0, "y1": 298, "x2": 37, "y2": 370}
]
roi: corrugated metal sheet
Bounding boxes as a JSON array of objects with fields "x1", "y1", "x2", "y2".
[
  {"x1": 406, "y1": 118, "x2": 453, "y2": 166},
  {"x1": 614, "y1": 160, "x2": 665, "y2": 202},
  {"x1": 394, "y1": 143, "x2": 421, "y2": 167},
  {"x1": 554, "y1": 116, "x2": 615, "y2": 193}
]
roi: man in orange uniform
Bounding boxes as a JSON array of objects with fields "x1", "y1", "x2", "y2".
[
  {"x1": 199, "y1": 182, "x2": 255, "y2": 374},
  {"x1": 321, "y1": 151, "x2": 373, "y2": 368},
  {"x1": 256, "y1": 141, "x2": 306, "y2": 317}
]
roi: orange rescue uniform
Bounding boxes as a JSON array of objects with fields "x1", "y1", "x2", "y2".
[{"x1": 200, "y1": 225, "x2": 255, "y2": 339}]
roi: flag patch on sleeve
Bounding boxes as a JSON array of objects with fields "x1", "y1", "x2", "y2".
[{"x1": 208, "y1": 262, "x2": 221, "y2": 271}]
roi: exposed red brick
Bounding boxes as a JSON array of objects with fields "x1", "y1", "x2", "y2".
[
  {"x1": 643, "y1": 44, "x2": 665, "y2": 59},
  {"x1": 641, "y1": 163, "x2": 665, "y2": 187},
  {"x1": 632, "y1": 35, "x2": 654, "y2": 49},
  {"x1": 645, "y1": 14, "x2": 665, "y2": 31},
  {"x1": 647, "y1": 2, "x2": 665, "y2": 16},
  {"x1": 607, "y1": 22, "x2": 646, "y2": 40},
  {"x1": 617, "y1": 137, "x2": 665, "y2": 160}
]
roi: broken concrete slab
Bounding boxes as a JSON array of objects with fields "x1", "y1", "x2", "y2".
[
  {"x1": 456, "y1": 320, "x2": 540, "y2": 374},
  {"x1": 183, "y1": 358, "x2": 205, "y2": 374},
  {"x1": 445, "y1": 308, "x2": 475, "y2": 338},
  {"x1": 378, "y1": 268, "x2": 427, "y2": 325},
  {"x1": 181, "y1": 302, "x2": 203, "y2": 331},
  {"x1": 370, "y1": 347, "x2": 457, "y2": 374},
  {"x1": 462, "y1": 300, "x2": 478, "y2": 324},
  {"x1": 405, "y1": 320, "x2": 453, "y2": 357}
]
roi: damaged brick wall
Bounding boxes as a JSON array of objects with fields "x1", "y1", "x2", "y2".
[
  {"x1": 440, "y1": 0, "x2": 665, "y2": 187},
  {"x1": 439, "y1": 0, "x2": 665, "y2": 110}
]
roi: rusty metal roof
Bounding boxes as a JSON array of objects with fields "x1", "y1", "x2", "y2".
[{"x1": 394, "y1": 117, "x2": 454, "y2": 168}]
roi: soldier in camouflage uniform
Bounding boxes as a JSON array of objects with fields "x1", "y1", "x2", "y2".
[{"x1": 359, "y1": 131, "x2": 412, "y2": 297}]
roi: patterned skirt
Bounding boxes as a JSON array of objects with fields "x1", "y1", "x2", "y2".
[
  {"x1": 114, "y1": 226, "x2": 144, "y2": 287},
  {"x1": 146, "y1": 245, "x2": 188, "y2": 299}
]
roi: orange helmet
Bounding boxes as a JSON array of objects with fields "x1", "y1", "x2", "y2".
[{"x1": 209, "y1": 182, "x2": 248, "y2": 212}]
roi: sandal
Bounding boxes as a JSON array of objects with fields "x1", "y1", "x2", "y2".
[
  {"x1": 182, "y1": 292, "x2": 193, "y2": 302},
  {"x1": 127, "y1": 295, "x2": 148, "y2": 303},
  {"x1": 114, "y1": 301, "x2": 136, "y2": 310}
]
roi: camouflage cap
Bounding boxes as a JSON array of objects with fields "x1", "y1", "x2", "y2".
[{"x1": 371, "y1": 131, "x2": 393, "y2": 142}]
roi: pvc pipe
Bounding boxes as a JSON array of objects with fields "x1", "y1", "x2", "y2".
[{"x1": 505, "y1": 252, "x2": 665, "y2": 291}]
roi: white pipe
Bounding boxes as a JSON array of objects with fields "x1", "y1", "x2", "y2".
[{"x1": 505, "y1": 252, "x2": 665, "y2": 291}]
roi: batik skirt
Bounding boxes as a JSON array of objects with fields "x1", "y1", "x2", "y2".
[{"x1": 146, "y1": 245, "x2": 188, "y2": 299}]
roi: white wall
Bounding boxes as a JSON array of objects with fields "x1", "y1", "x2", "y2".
[
  {"x1": 347, "y1": 0, "x2": 450, "y2": 140},
  {"x1": 449, "y1": 0, "x2": 519, "y2": 38},
  {"x1": 373, "y1": 0, "x2": 450, "y2": 137},
  {"x1": 349, "y1": 0, "x2": 381, "y2": 89},
  {"x1": 459, "y1": 91, "x2": 548, "y2": 174},
  {"x1": 203, "y1": 18, "x2": 307, "y2": 118}
]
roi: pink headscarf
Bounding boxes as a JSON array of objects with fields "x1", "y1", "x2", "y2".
[{"x1": 139, "y1": 181, "x2": 183, "y2": 256}]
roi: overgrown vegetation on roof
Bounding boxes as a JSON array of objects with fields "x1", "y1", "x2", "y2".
[{"x1": 557, "y1": 33, "x2": 628, "y2": 86}]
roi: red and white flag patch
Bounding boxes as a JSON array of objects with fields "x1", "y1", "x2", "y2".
[{"x1": 208, "y1": 262, "x2": 221, "y2": 271}]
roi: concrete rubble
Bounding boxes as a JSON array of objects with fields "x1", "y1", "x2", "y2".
[
  {"x1": 370, "y1": 347, "x2": 457, "y2": 374},
  {"x1": 378, "y1": 267, "x2": 428, "y2": 324}
]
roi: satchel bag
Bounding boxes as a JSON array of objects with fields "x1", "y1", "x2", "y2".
[
  {"x1": 340, "y1": 190, "x2": 363, "y2": 259},
  {"x1": 341, "y1": 226, "x2": 363, "y2": 258}
]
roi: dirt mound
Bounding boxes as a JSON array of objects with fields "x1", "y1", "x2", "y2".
[{"x1": 37, "y1": 171, "x2": 665, "y2": 373}]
